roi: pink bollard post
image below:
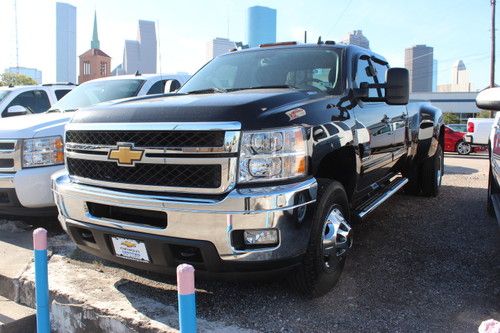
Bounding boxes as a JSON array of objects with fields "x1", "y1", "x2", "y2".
[{"x1": 177, "y1": 264, "x2": 196, "y2": 333}]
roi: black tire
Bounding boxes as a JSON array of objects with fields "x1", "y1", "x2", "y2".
[
  {"x1": 289, "y1": 179, "x2": 352, "y2": 298},
  {"x1": 421, "y1": 144, "x2": 443, "y2": 197},
  {"x1": 487, "y1": 165, "x2": 499, "y2": 217},
  {"x1": 456, "y1": 140, "x2": 471, "y2": 155}
]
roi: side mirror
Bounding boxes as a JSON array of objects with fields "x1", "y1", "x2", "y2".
[
  {"x1": 164, "y1": 79, "x2": 181, "y2": 93},
  {"x1": 476, "y1": 87, "x2": 500, "y2": 110},
  {"x1": 6, "y1": 105, "x2": 30, "y2": 117},
  {"x1": 385, "y1": 68, "x2": 409, "y2": 105}
]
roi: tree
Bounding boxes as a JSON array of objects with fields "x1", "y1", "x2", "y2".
[
  {"x1": 0, "y1": 72, "x2": 37, "y2": 87},
  {"x1": 443, "y1": 112, "x2": 459, "y2": 124},
  {"x1": 477, "y1": 110, "x2": 496, "y2": 118}
]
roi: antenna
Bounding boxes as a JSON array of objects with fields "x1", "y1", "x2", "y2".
[
  {"x1": 157, "y1": 20, "x2": 162, "y2": 75},
  {"x1": 304, "y1": 31, "x2": 307, "y2": 43},
  {"x1": 14, "y1": 0, "x2": 19, "y2": 73}
]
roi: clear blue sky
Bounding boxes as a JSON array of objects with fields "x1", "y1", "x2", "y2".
[{"x1": 0, "y1": 0, "x2": 496, "y2": 90}]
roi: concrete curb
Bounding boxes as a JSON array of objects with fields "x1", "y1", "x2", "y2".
[{"x1": 8, "y1": 253, "x2": 254, "y2": 333}]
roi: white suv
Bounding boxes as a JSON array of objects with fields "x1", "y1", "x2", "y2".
[
  {"x1": 0, "y1": 74, "x2": 189, "y2": 218},
  {"x1": 0, "y1": 83, "x2": 75, "y2": 118}
]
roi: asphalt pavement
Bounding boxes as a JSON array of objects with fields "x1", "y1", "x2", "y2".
[{"x1": 1, "y1": 153, "x2": 498, "y2": 332}]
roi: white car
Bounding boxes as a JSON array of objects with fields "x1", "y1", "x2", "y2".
[
  {"x1": 464, "y1": 118, "x2": 495, "y2": 147},
  {"x1": 0, "y1": 74, "x2": 189, "y2": 218},
  {"x1": 0, "y1": 83, "x2": 75, "y2": 118}
]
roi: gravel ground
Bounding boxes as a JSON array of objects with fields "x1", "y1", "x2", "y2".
[{"x1": 9, "y1": 153, "x2": 500, "y2": 332}]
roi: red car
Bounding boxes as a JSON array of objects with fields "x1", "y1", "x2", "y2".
[{"x1": 444, "y1": 125, "x2": 472, "y2": 154}]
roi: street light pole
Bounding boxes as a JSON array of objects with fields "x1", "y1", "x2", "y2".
[{"x1": 491, "y1": 0, "x2": 496, "y2": 117}]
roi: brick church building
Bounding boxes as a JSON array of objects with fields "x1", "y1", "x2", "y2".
[{"x1": 78, "y1": 12, "x2": 111, "y2": 84}]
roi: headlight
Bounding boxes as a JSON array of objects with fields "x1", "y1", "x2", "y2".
[
  {"x1": 238, "y1": 127, "x2": 307, "y2": 183},
  {"x1": 22, "y1": 136, "x2": 64, "y2": 168}
]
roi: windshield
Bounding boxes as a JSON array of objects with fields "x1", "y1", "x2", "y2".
[
  {"x1": 48, "y1": 79, "x2": 145, "y2": 112},
  {"x1": 0, "y1": 91, "x2": 11, "y2": 103},
  {"x1": 178, "y1": 47, "x2": 343, "y2": 95}
]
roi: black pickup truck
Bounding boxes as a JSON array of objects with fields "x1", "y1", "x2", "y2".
[{"x1": 52, "y1": 42, "x2": 444, "y2": 297}]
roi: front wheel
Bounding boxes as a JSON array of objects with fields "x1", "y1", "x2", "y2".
[
  {"x1": 456, "y1": 140, "x2": 471, "y2": 155},
  {"x1": 421, "y1": 144, "x2": 444, "y2": 197},
  {"x1": 289, "y1": 179, "x2": 353, "y2": 298}
]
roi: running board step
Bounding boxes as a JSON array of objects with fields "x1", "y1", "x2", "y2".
[{"x1": 356, "y1": 177, "x2": 408, "y2": 220}]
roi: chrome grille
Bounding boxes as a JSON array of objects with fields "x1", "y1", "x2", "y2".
[
  {"x1": 0, "y1": 140, "x2": 20, "y2": 173},
  {"x1": 64, "y1": 122, "x2": 241, "y2": 194},
  {"x1": 66, "y1": 130, "x2": 225, "y2": 148}
]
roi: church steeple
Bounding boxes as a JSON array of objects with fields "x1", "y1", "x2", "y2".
[{"x1": 91, "y1": 11, "x2": 100, "y2": 49}]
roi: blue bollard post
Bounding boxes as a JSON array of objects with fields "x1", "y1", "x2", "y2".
[
  {"x1": 33, "y1": 228, "x2": 50, "y2": 333},
  {"x1": 177, "y1": 264, "x2": 196, "y2": 333}
]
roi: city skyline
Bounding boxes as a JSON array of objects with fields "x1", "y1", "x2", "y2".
[{"x1": 0, "y1": 0, "x2": 496, "y2": 89}]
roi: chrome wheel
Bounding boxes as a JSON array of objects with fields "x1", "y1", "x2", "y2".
[
  {"x1": 456, "y1": 141, "x2": 471, "y2": 155},
  {"x1": 322, "y1": 207, "x2": 352, "y2": 268}
]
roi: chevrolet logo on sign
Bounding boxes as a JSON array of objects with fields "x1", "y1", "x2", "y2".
[{"x1": 108, "y1": 143, "x2": 144, "y2": 166}]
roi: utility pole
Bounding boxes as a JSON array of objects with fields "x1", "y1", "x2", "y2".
[{"x1": 491, "y1": 0, "x2": 496, "y2": 117}]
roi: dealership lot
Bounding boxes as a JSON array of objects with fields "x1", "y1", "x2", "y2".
[{"x1": 0, "y1": 153, "x2": 498, "y2": 332}]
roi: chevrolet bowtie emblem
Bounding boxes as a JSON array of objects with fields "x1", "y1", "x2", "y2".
[{"x1": 108, "y1": 143, "x2": 144, "y2": 166}]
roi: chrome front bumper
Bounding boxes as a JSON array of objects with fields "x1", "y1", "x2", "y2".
[{"x1": 52, "y1": 171, "x2": 317, "y2": 263}]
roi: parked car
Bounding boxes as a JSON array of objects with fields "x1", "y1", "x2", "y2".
[
  {"x1": 52, "y1": 42, "x2": 443, "y2": 297},
  {"x1": 475, "y1": 87, "x2": 500, "y2": 224},
  {"x1": 444, "y1": 125, "x2": 472, "y2": 154},
  {"x1": 465, "y1": 117, "x2": 495, "y2": 147},
  {"x1": 0, "y1": 74, "x2": 189, "y2": 218},
  {"x1": 0, "y1": 83, "x2": 75, "y2": 118}
]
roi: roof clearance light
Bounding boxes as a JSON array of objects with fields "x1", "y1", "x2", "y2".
[{"x1": 259, "y1": 41, "x2": 297, "y2": 48}]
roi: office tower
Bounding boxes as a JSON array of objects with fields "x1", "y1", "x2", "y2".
[
  {"x1": 405, "y1": 45, "x2": 433, "y2": 92},
  {"x1": 56, "y1": 2, "x2": 77, "y2": 83},
  {"x1": 122, "y1": 20, "x2": 157, "y2": 74},
  {"x1": 247, "y1": 6, "x2": 277, "y2": 48},
  {"x1": 206, "y1": 38, "x2": 236, "y2": 60},
  {"x1": 341, "y1": 30, "x2": 370, "y2": 49}
]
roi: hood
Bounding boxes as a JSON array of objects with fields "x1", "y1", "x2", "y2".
[
  {"x1": 71, "y1": 89, "x2": 336, "y2": 130},
  {"x1": 0, "y1": 112, "x2": 73, "y2": 139}
]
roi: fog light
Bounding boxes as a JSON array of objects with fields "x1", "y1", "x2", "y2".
[{"x1": 243, "y1": 229, "x2": 279, "y2": 245}]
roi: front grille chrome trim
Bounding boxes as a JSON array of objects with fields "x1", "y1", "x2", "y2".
[
  {"x1": 68, "y1": 157, "x2": 238, "y2": 194},
  {"x1": 66, "y1": 122, "x2": 242, "y2": 132}
]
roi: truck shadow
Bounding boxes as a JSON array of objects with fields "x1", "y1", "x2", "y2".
[{"x1": 103, "y1": 184, "x2": 499, "y2": 332}]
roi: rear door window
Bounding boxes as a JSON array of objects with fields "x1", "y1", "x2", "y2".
[
  {"x1": 147, "y1": 80, "x2": 166, "y2": 95},
  {"x1": 55, "y1": 89, "x2": 72, "y2": 100}
]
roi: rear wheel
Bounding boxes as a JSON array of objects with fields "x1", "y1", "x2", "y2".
[
  {"x1": 421, "y1": 144, "x2": 444, "y2": 197},
  {"x1": 289, "y1": 179, "x2": 353, "y2": 298},
  {"x1": 456, "y1": 140, "x2": 471, "y2": 155}
]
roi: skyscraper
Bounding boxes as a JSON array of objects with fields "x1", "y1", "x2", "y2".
[
  {"x1": 437, "y1": 60, "x2": 473, "y2": 92},
  {"x1": 206, "y1": 38, "x2": 236, "y2": 60},
  {"x1": 341, "y1": 30, "x2": 370, "y2": 49},
  {"x1": 78, "y1": 11, "x2": 111, "y2": 84},
  {"x1": 247, "y1": 6, "x2": 277, "y2": 48},
  {"x1": 56, "y1": 2, "x2": 77, "y2": 83},
  {"x1": 122, "y1": 20, "x2": 157, "y2": 74},
  {"x1": 432, "y1": 59, "x2": 438, "y2": 92},
  {"x1": 405, "y1": 45, "x2": 433, "y2": 92}
]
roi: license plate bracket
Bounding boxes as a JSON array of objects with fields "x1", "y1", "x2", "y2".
[{"x1": 111, "y1": 236, "x2": 150, "y2": 263}]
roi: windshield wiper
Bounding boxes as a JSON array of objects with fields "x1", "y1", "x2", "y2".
[
  {"x1": 185, "y1": 87, "x2": 226, "y2": 94},
  {"x1": 46, "y1": 109, "x2": 61, "y2": 113},
  {"x1": 227, "y1": 85, "x2": 295, "y2": 92}
]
